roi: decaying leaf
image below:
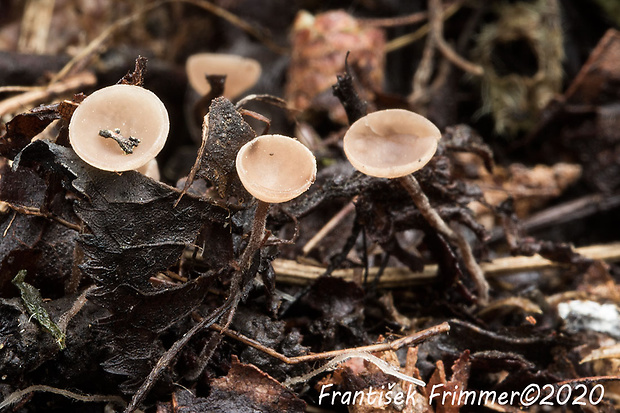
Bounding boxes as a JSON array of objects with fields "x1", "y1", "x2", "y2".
[
  {"x1": 12, "y1": 139, "x2": 231, "y2": 389},
  {"x1": 182, "y1": 96, "x2": 255, "y2": 203},
  {"x1": 0, "y1": 106, "x2": 60, "y2": 159},
  {"x1": 202, "y1": 356, "x2": 305, "y2": 413},
  {"x1": 459, "y1": 153, "x2": 582, "y2": 221},
  {"x1": 14, "y1": 139, "x2": 229, "y2": 287},
  {"x1": 427, "y1": 351, "x2": 471, "y2": 413}
]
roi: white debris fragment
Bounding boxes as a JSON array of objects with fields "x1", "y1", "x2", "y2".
[{"x1": 558, "y1": 300, "x2": 620, "y2": 338}]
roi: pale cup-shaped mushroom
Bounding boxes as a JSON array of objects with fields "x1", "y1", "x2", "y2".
[
  {"x1": 343, "y1": 109, "x2": 489, "y2": 305},
  {"x1": 235, "y1": 134, "x2": 316, "y2": 270},
  {"x1": 135, "y1": 158, "x2": 160, "y2": 181},
  {"x1": 69, "y1": 84, "x2": 169, "y2": 172},
  {"x1": 186, "y1": 53, "x2": 262, "y2": 100},
  {"x1": 343, "y1": 109, "x2": 440, "y2": 178},
  {"x1": 236, "y1": 134, "x2": 317, "y2": 204}
]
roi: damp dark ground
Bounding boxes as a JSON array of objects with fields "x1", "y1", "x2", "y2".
[{"x1": 1, "y1": 1, "x2": 620, "y2": 412}]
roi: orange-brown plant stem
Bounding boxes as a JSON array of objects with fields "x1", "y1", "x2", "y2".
[
  {"x1": 238, "y1": 200, "x2": 270, "y2": 270},
  {"x1": 209, "y1": 320, "x2": 451, "y2": 364}
]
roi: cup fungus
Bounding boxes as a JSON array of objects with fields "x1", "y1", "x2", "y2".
[
  {"x1": 186, "y1": 53, "x2": 262, "y2": 100},
  {"x1": 135, "y1": 158, "x2": 160, "y2": 181},
  {"x1": 343, "y1": 109, "x2": 490, "y2": 304},
  {"x1": 235, "y1": 134, "x2": 316, "y2": 268},
  {"x1": 69, "y1": 84, "x2": 169, "y2": 172}
]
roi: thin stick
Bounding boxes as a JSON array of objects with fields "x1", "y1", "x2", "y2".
[
  {"x1": 49, "y1": 0, "x2": 284, "y2": 85},
  {"x1": 209, "y1": 321, "x2": 450, "y2": 364},
  {"x1": 0, "y1": 85, "x2": 42, "y2": 93},
  {"x1": 17, "y1": 0, "x2": 56, "y2": 54},
  {"x1": 428, "y1": 0, "x2": 484, "y2": 76},
  {"x1": 238, "y1": 200, "x2": 270, "y2": 269},
  {"x1": 3, "y1": 202, "x2": 82, "y2": 231},
  {"x1": 409, "y1": 24, "x2": 437, "y2": 105},
  {"x1": 302, "y1": 199, "x2": 356, "y2": 256},
  {"x1": 399, "y1": 174, "x2": 489, "y2": 304},
  {"x1": 359, "y1": 11, "x2": 428, "y2": 28},
  {"x1": 124, "y1": 298, "x2": 235, "y2": 413},
  {"x1": 272, "y1": 242, "x2": 620, "y2": 288},
  {"x1": 385, "y1": 0, "x2": 463, "y2": 53},
  {"x1": 0, "y1": 384, "x2": 125, "y2": 411},
  {"x1": 57, "y1": 285, "x2": 97, "y2": 332},
  {"x1": 178, "y1": 0, "x2": 286, "y2": 54},
  {"x1": 0, "y1": 71, "x2": 96, "y2": 117}
]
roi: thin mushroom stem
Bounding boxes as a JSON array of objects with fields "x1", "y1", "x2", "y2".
[
  {"x1": 238, "y1": 199, "x2": 270, "y2": 270},
  {"x1": 185, "y1": 200, "x2": 271, "y2": 381},
  {"x1": 398, "y1": 174, "x2": 489, "y2": 304}
]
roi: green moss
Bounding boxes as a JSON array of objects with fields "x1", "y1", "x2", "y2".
[{"x1": 12, "y1": 270, "x2": 66, "y2": 350}]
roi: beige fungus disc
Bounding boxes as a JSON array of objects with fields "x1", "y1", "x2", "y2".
[
  {"x1": 236, "y1": 134, "x2": 317, "y2": 204},
  {"x1": 69, "y1": 84, "x2": 169, "y2": 172},
  {"x1": 186, "y1": 53, "x2": 261, "y2": 99},
  {"x1": 343, "y1": 109, "x2": 441, "y2": 178}
]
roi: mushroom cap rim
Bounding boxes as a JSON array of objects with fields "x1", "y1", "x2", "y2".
[
  {"x1": 343, "y1": 109, "x2": 441, "y2": 179},
  {"x1": 68, "y1": 84, "x2": 169, "y2": 172},
  {"x1": 185, "y1": 53, "x2": 262, "y2": 98},
  {"x1": 235, "y1": 134, "x2": 317, "y2": 204}
]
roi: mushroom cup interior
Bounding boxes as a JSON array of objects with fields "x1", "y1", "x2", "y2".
[
  {"x1": 69, "y1": 84, "x2": 169, "y2": 172},
  {"x1": 343, "y1": 109, "x2": 441, "y2": 179},
  {"x1": 186, "y1": 53, "x2": 261, "y2": 99},
  {"x1": 236, "y1": 134, "x2": 316, "y2": 204}
]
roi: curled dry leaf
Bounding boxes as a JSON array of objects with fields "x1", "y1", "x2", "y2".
[
  {"x1": 201, "y1": 356, "x2": 305, "y2": 413},
  {"x1": 459, "y1": 153, "x2": 582, "y2": 224},
  {"x1": 182, "y1": 96, "x2": 256, "y2": 203},
  {"x1": 317, "y1": 344, "x2": 429, "y2": 413}
]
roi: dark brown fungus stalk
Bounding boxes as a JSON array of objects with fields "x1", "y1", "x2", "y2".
[{"x1": 343, "y1": 109, "x2": 489, "y2": 305}]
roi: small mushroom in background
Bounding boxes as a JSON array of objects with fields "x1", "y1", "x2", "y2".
[
  {"x1": 135, "y1": 158, "x2": 160, "y2": 181},
  {"x1": 235, "y1": 134, "x2": 316, "y2": 269},
  {"x1": 343, "y1": 109, "x2": 490, "y2": 305},
  {"x1": 68, "y1": 84, "x2": 169, "y2": 172},
  {"x1": 185, "y1": 53, "x2": 262, "y2": 100},
  {"x1": 184, "y1": 53, "x2": 262, "y2": 141}
]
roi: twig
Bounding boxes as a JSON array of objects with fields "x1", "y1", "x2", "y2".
[
  {"x1": 302, "y1": 198, "x2": 357, "y2": 256},
  {"x1": 385, "y1": 0, "x2": 463, "y2": 53},
  {"x1": 3, "y1": 202, "x2": 81, "y2": 231},
  {"x1": 399, "y1": 174, "x2": 490, "y2": 305},
  {"x1": 272, "y1": 242, "x2": 620, "y2": 288},
  {"x1": 0, "y1": 71, "x2": 96, "y2": 117},
  {"x1": 428, "y1": 0, "x2": 484, "y2": 76},
  {"x1": 490, "y1": 192, "x2": 620, "y2": 242},
  {"x1": 57, "y1": 285, "x2": 97, "y2": 333},
  {"x1": 124, "y1": 297, "x2": 235, "y2": 413},
  {"x1": 177, "y1": 0, "x2": 287, "y2": 54},
  {"x1": 359, "y1": 10, "x2": 428, "y2": 27},
  {"x1": 210, "y1": 321, "x2": 450, "y2": 365},
  {"x1": 18, "y1": 0, "x2": 55, "y2": 54},
  {"x1": 49, "y1": 0, "x2": 284, "y2": 85},
  {"x1": 0, "y1": 85, "x2": 42, "y2": 93},
  {"x1": 49, "y1": 2, "x2": 157, "y2": 84},
  {"x1": 284, "y1": 350, "x2": 426, "y2": 387},
  {"x1": 2, "y1": 211, "x2": 17, "y2": 237},
  {"x1": 0, "y1": 384, "x2": 125, "y2": 411},
  {"x1": 409, "y1": 24, "x2": 437, "y2": 106}
]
